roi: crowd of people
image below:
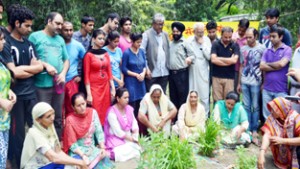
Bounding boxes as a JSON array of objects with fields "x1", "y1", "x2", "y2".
[{"x1": 1, "y1": 1, "x2": 300, "y2": 169}]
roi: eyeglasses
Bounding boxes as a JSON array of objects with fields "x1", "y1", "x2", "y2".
[{"x1": 155, "y1": 22, "x2": 164, "y2": 27}]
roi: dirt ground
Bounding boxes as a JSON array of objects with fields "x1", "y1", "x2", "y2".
[{"x1": 114, "y1": 144, "x2": 276, "y2": 169}]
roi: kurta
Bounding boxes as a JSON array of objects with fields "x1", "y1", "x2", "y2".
[
  {"x1": 172, "y1": 103, "x2": 206, "y2": 140},
  {"x1": 104, "y1": 105, "x2": 140, "y2": 162},
  {"x1": 121, "y1": 48, "x2": 146, "y2": 102},
  {"x1": 84, "y1": 52, "x2": 112, "y2": 124},
  {"x1": 213, "y1": 101, "x2": 251, "y2": 144},
  {"x1": 187, "y1": 36, "x2": 212, "y2": 114},
  {"x1": 68, "y1": 110, "x2": 112, "y2": 169}
]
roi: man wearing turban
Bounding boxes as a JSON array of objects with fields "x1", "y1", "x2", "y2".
[{"x1": 168, "y1": 21, "x2": 195, "y2": 114}]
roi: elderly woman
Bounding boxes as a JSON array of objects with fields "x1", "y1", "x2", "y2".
[
  {"x1": 258, "y1": 97, "x2": 300, "y2": 169},
  {"x1": 63, "y1": 93, "x2": 112, "y2": 169},
  {"x1": 21, "y1": 102, "x2": 88, "y2": 169},
  {"x1": 138, "y1": 84, "x2": 177, "y2": 136},
  {"x1": 104, "y1": 88, "x2": 141, "y2": 162},
  {"x1": 213, "y1": 91, "x2": 251, "y2": 145},
  {"x1": 172, "y1": 91, "x2": 206, "y2": 140}
]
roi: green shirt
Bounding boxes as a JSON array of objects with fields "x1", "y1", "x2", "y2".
[
  {"x1": 29, "y1": 31, "x2": 69, "y2": 88},
  {"x1": 215, "y1": 100, "x2": 248, "y2": 129},
  {"x1": 0, "y1": 62, "x2": 11, "y2": 131}
]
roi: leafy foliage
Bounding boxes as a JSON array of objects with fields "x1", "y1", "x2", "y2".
[
  {"x1": 236, "y1": 145, "x2": 257, "y2": 169},
  {"x1": 138, "y1": 131, "x2": 196, "y2": 169},
  {"x1": 198, "y1": 117, "x2": 221, "y2": 157},
  {"x1": 2, "y1": 0, "x2": 175, "y2": 32}
]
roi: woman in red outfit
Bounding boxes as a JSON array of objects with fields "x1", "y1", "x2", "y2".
[{"x1": 84, "y1": 29, "x2": 116, "y2": 124}]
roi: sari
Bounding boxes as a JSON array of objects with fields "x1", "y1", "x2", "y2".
[
  {"x1": 261, "y1": 97, "x2": 300, "y2": 169},
  {"x1": 172, "y1": 92, "x2": 206, "y2": 140},
  {"x1": 104, "y1": 105, "x2": 140, "y2": 162}
]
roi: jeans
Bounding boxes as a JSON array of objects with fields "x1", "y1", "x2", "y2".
[
  {"x1": 0, "y1": 130, "x2": 9, "y2": 169},
  {"x1": 262, "y1": 89, "x2": 287, "y2": 120},
  {"x1": 241, "y1": 84, "x2": 260, "y2": 132}
]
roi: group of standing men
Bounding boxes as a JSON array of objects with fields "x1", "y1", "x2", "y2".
[
  {"x1": 0, "y1": 1, "x2": 297, "y2": 168},
  {"x1": 145, "y1": 8, "x2": 295, "y2": 143}
]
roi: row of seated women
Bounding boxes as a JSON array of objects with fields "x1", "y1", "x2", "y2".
[
  {"x1": 21, "y1": 89, "x2": 140, "y2": 169},
  {"x1": 20, "y1": 83, "x2": 299, "y2": 168},
  {"x1": 20, "y1": 84, "x2": 251, "y2": 169}
]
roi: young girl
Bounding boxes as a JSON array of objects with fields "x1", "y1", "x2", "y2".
[{"x1": 103, "y1": 31, "x2": 124, "y2": 89}]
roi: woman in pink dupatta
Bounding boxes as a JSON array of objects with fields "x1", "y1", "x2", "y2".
[
  {"x1": 258, "y1": 97, "x2": 300, "y2": 169},
  {"x1": 104, "y1": 88, "x2": 141, "y2": 162}
]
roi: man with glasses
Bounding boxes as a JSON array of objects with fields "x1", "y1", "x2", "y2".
[
  {"x1": 211, "y1": 26, "x2": 240, "y2": 103},
  {"x1": 141, "y1": 13, "x2": 170, "y2": 92},
  {"x1": 187, "y1": 23, "x2": 211, "y2": 115}
]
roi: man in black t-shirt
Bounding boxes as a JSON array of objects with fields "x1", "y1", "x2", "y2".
[
  {"x1": 211, "y1": 26, "x2": 240, "y2": 102},
  {"x1": 1, "y1": 6, "x2": 43, "y2": 168}
]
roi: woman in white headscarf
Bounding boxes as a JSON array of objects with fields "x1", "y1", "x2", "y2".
[
  {"x1": 21, "y1": 102, "x2": 88, "y2": 169},
  {"x1": 172, "y1": 91, "x2": 206, "y2": 140},
  {"x1": 138, "y1": 84, "x2": 177, "y2": 136}
]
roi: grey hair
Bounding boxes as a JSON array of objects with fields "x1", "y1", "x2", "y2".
[
  {"x1": 63, "y1": 21, "x2": 73, "y2": 26},
  {"x1": 221, "y1": 26, "x2": 233, "y2": 35},
  {"x1": 152, "y1": 13, "x2": 165, "y2": 23},
  {"x1": 193, "y1": 22, "x2": 205, "y2": 30}
]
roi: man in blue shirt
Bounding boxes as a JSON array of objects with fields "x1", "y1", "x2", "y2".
[
  {"x1": 61, "y1": 21, "x2": 85, "y2": 115},
  {"x1": 259, "y1": 8, "x2": 292, "y2": 48}
]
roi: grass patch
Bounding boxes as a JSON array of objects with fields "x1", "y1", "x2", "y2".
[
  {"x1": 138, "y1": 131, "x2": 196, "y2": 169},
  {"x1": 198, "y1": 117, "x2": 221, "y2": 157}
]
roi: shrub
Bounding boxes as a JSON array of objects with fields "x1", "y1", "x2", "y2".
[
  {"x1": 138, "y1": 131, "x2": 196, "y2": 169},
  {"x1": 198, "y1": 117, "x2": 221, "y2": 157}
]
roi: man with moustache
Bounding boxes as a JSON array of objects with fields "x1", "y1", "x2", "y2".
[
  {"x1": 260, "y1": 25, "x2": 292, "y2": 120},
  {"x1": 259, "y1": 8, "x2": 292, "y2": 48},
  {"x1": 61, "y1": 21, "x2": 85, "y2": 115},
  {"x1": 29, "y1": 12, "x2": 69, "y2": 139},
  {"x1": 73, "y1": 15, "x2": 95, "y2": 50},
  {"x1": 211, "y1": 26, "x2": 240, "y2": 102},
  {"x1": 118, "y1": 16, "x2": 132, "y2": 53},
  {"x1": 141, "y1": 13, "x2": 170, "y2": 92},
  {"x1": 1, "y1": 6, "x2": 43, "y2": 168},
  {"x1": 187, "y1": 23, "x2": 212, "y2": 115},
  {"x1": 168, "y1": 21, "x2": 195, "y2": 111}
]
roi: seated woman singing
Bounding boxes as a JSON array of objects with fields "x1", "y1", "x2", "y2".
[
  {"x1": 172, "y1": 91, "x2": 206, "y2": 140},
  {"x1": 63, "y1": 93, "x2": 113, "y2": 169},
  {"x1": 212, "y1": 91, "x2": 251, "y2": 146},
  {"x1": 138, "y1": 84, "x2": 177, "y2": 136},
  {"x1": 21, "y1": 102, "x2": 88, "y2": 169},
  {"x1": 104, "y1": 87, "x2": 141, "y2": 162}
]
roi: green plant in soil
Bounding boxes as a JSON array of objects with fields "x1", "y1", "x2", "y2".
[
  {"x1": 137, "y1": 131, "x2": 196, "y2": 169},
  {"x1": 236, "y1": 145, "x2": 257, "y2": 169},
  {"x1": 198, "y1": 117, "x2": 221, "y2": 157}
]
